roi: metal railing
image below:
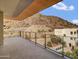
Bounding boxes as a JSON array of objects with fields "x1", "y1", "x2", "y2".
[{"x1": 4, "y1": 31, "x2": 78, "y2": 59}]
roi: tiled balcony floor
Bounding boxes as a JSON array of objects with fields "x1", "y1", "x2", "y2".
[{"x1": 0, "y1": 37, "x2": 66, "y2": 59}]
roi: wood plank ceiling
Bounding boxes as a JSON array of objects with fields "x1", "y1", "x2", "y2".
[{"x1": 0, "y1": 0, "x2": 62, "y2": 20}]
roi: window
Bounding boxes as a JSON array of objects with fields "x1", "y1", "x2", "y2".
[
  {"x1": 74, "y1": 31, "x2": 76, "y2": 34},
  {"x1": 69, "y1": 43, "x2": 71, "y2": 47},
  {"x1": 63, "y1": 34, "x2": 66, "y2": 37},
  {"x1": 70, "y1": 37, "x2": 73, "y2": 40},
  {"x1": 70, "y1": 31, "x2": 73, "y2": 35},
  {"x1": 71, "y1": 46, "x2": 74, "y2": 51}
]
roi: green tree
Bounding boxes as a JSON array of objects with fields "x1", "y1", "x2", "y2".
[
  {"x1": 50, "y1": 35, "x2": 66, "y2": 45},
  {"x1": 72, "y1": 48, "x2": 78, "y2": 59},
  {"x1": 65, "y1": 52, "x2": 71, "y2": 57}
]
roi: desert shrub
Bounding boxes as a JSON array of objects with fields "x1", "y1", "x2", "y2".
[
  {"x1": 50, "y1": 35, "x2": 61, "y2": 44},
  {"x1": 65, "y1": 48, "x2": 78, "y2": 59},
  {"x1": 65, "y1": 52, "x2": 71, "y2": 57},
  {"x1": 47, "y1": 41, "x2": 52, "y2": 47}
]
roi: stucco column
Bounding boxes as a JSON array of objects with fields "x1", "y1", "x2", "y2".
[{"x1": 0, "y1": 11, "x2": 3, "y2": 46}]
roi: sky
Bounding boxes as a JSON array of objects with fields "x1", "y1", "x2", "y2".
[{"x1": 39, "y1": 0, "x2": 78, "y2": 24}]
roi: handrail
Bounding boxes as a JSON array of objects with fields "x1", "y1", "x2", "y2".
[{"x1": 4, "y1": 31, "x2": 77, "y2": 59}]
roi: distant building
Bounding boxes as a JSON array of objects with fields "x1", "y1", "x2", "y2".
[{"x1": 54, "y1": 28, "x2": 78, "y2": 49}]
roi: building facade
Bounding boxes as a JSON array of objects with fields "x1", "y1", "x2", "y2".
[{"x1": 54, "y1": 28, "x2": 78, "y2": 50}]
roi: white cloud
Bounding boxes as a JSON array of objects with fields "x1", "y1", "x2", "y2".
[
  {"x1": 72, "y1": 19, "x2": 78, "y2": 25},
  {"x1": 52, "y1": 2, "x2": 74, "y2": 11}
]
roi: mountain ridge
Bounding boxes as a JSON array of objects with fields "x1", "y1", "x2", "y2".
[{"x1": 23, "y1": 13, "x2": 77, "y2": 29}]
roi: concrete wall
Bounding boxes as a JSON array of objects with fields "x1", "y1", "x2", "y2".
[{"x1": 0, "y1": 11, "x2": 3, "y2": 46}]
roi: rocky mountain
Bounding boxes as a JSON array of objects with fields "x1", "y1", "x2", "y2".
[
  {"x1": 4, "y1": 13, "x2": 78, "y2": 29},
  {"x1": 23, "y1": 13, "x2": 77, "y2": 29}
]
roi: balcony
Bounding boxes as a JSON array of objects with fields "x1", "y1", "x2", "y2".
[
  {"x1": 1, "y1": 30, "x2": 75, "y2": 59},
  {"x1": 0, "y1": 37, "x2": 65, "y2": 59}
]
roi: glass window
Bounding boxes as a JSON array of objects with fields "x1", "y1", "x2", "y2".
[
  {"x1": 70, "y1": 37, "x2": 73, "y2": 40},
  {"x1": 74, "y1": 31, "x2": 76, "y2": 34},
  {"x1": 70, "y1": 31, "x2": 73, "y2": 35},
  {"x1": 69, "y1": 43, "x2": 71, "y2": 47},
  {"x1": 63, "y1": 34, "x2": 66, "y2": 37}
]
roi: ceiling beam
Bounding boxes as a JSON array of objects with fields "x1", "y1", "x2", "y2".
[{"x1": 14, "y1": 0, "x2": 62, "y2": 20}]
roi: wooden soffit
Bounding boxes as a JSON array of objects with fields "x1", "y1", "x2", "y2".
[{"x1": 9, "y1": 0, "x2": 62, "y2": 20}]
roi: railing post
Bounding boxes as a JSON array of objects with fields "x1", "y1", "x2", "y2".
[
  {"x1": 44, "y1": 34, "x2": 47, "y2": 48},
  {"x1": 62, "y1": 36, "x2": 64, "y2": 57},
  {"x1": 26, "y1": 32, "x2": 28, "y2": 39},
  {"x1": 22, "y1": 31, "x2": 24, "y2": 38},
  {"x1": 25, "y1": 32, "x2": 28, "y2": 39},
  {"x1": 35, "y1": 32, "x2": 37, "y2": 44},
  {"x1": 23, "y1": 31, "x2": 25, "y2": 38},
  {"x1": 19, "y1": 31, "x2": 21, "y2": 37},
  {"x1": 29, "y1": 32, "x2": 31, "y2": 40},
  {"x1": 25, "y1": 32, "x2": 27, "y2": 39}
]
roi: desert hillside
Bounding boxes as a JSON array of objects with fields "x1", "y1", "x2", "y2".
[
  {"x1": 24, "y1": 14, "x2": 77, "y2": 28},
  {"x1": 4, "y1": 13, "x2": 78, "y2": 29}
]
